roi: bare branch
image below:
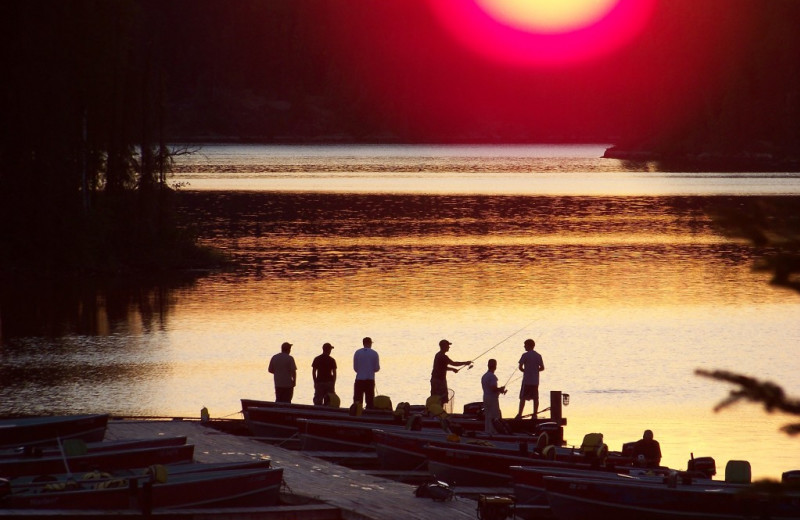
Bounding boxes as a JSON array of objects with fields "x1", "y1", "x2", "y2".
[{"x1": 696, "y1": 369, "x2": 800, "y2": 436}]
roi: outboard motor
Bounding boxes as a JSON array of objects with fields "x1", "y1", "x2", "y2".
[
  {"x1": 463, "y1": 402, "x2": 484, "y2": 419},
  {"x1": 687, "y1": 456, "x2": 716, "y2": 478},
  {"x1": 782, "y1": 470, "x2": 800, "y2": 484}
]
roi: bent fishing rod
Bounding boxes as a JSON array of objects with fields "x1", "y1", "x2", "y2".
[{"x1": 455, "y1": 318, "x2": 538, "y2": 372}]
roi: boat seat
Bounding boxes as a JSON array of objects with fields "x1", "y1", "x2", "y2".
[
  {"x1": 426, "y1": 395, "x2": 446, "y2": 417},
  {"x1": 373, "y1": 395, "x2": 393, "y2": 411},
  {"x1": 580, "y1": 432, "x2": 603, "y2": 455},
  {"x1": 725, "y1": 460, "x2": 751, "y2": 483},
  {"x1": 534, "y1": 432, "x2": 549, "y2": 454},
  {"x1": 327, "y1": 392, "x2": 341, "y2": 408}
]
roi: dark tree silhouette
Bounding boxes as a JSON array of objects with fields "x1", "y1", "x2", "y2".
[
  {"x1": 699, "y1": 197, "x2": 800, "y2": 453},
  {"x1": 0, "y1": 1, "x2": 216, "y2": 275},
  {"x1": 696, "y1": 369, "x2": 800, "y2": 436}
]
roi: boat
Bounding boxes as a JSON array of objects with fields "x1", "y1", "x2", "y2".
[
  {"x1": 541, "y1": 466, "x2": 800, "y2": 520},
  {"x1": 373, "y1": 428, "x2": 443, "y2": 471},
  {"x1": 245, "y1": 402, "x2": 548, "y2": 442},
  {"x1": 0, "y1": 467, "x2": 284, "y2": 510},
  {"x1": 0, "y1": 443, "x2": 195, "y2": 478},
  {"x1": 244, "y1": 404, "x2": 456, "y2": 439},
  {"x1": 422, "y1": 435, "x2": 638, "y2": 488},
  {"x1": 0, "y1": 436, "x2": 188, "y2": 459},
  {"x1": 424, "y1": 444, "x2": 552, "y2": 487},
  {"x1": 0, "y1": 414, "x2": 109, "y2": 449},
  {"x1": 298, "y1": 417, "x2": 546, "y2": 453},
  {"x1": 510, "y1": 465, "x2": 682, "y2": 507},
  {"x1": 241, "y1": 397, "x2": 419, "y2": 416},
  {"x1": 7, "y1": 459, "x2": 274, "y2": 489},
  {"x1": 510, "y1": 451, "x2": 719, "y2": 506},
  {"x1": 243, "y1": 392, "x2": 568, "y2": 440},
  {"x1": 372, "y1": 425, "x2": 557, "y2": 471}
]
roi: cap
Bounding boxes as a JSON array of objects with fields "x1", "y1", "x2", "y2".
[
  {"x1": 322, "y1": 342, "x2": 334, "y2": 349},
  {"x1": 439, "y1": 339, "x2": 452, "y2": 348},
  {"x1": 281, "y1": 341, "x2": 293, "y2": 349},
  {"x1": 524, "y1": 338, "x2": 535, "y2": 347}
]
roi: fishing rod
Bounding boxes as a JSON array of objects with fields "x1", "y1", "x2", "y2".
[
  {"x1": 515, "y1": 407, "x2": 550, "y2": 418},
  {"x1": 499, "y1": 328, "x2": 546, "y2": 384},
  {"x1": 503, "y1": 371, "x2": 522, "y2": 389},
  {"x1": 461, "y1": 319, "x2": 539, "y2": 371},
  {"x1": 501, "y1": 334, "x2": 546, "y2": 388}
]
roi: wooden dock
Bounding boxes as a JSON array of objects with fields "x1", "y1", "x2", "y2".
[{"x1": 2, "y1": 418, "x2": 491, "y2": 519}]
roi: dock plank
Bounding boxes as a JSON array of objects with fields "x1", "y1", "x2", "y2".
[{"x1": 102, "y1": 419, "x2": 481, "y2": 520}]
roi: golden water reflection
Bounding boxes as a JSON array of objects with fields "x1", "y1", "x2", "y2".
[{"x1": 2, "y1": 191, "x2": 798, "y2": 481}]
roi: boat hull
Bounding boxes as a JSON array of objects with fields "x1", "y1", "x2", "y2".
[
  {"x1": 0, "y1": 415, "x2": 109, "y2": 449},
  {"x1": 0, "y1": 444, "x2": 195, "y2": 478},
  {"x1": 2, "y1": 467, "x2": 283, "y2": 510},
  {"x1": 0, "y1": 436, "x2": 187, "y2": 460},
  {"x1": 543, "y1": 475, "x2": 800, "y2": 520}
]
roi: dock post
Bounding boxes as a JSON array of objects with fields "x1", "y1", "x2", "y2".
[{"x1": 550, "y1": 390, "x2": 562, "y2": 423}]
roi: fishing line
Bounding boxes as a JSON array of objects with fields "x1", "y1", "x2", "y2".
[
  {"x1": 503, "y1": 371, "x2": 522, "y2": 389},
  {"x1": 468, "y1": 318, "x2": 539, "y2": 366},
  {"x1": 500, "y1": 330, "x2": 545, "y2": 388}
]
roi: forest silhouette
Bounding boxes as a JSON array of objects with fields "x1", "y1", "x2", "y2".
[{"x1": 1, "y1": 0, "x2": 799, "y2": 276}]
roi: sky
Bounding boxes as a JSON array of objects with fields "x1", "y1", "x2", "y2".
[{"x1": 277, "y1": 0, "x2": 773, "y2": 143}]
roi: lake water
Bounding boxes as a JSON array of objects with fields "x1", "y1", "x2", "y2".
[{"x1": 1, "y1": 144, "x2": 799, "y2": 481}]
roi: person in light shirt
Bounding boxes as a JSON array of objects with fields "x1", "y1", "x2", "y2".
[
  {"x1": 516, "y1": 338, "x2": 544, "y2": 419},
  {"x1": 481, "y1": 358, "x2": 507, "y2": 433},
  {"x1": 353, "y1": 336, "x2": 380, "y2": 409},
  {"x1": 268, "y1": 341, "x2": 297, "y2": 403}
]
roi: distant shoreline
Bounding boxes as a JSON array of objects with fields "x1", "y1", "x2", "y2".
[{"x1": 603, "y1": 146, "x2": 800, "y2": 172}]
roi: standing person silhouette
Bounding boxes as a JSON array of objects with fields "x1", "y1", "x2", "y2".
[
  {"x1": 430, "y1": 339, "x2": 472, "y2": 406},
  {"x1": 516, "y1": 338, "x2": 544, "y2": 419},
  {"x1": 312, "y1": 342, "x2": 337, "y2": 406},
  {"x1": 482, "y1": 358, "x2": 507, "y2": 433},
  {"x1": 268, "y1": 341, "x2": 297, "y2": 403},
  {"x1": 353, "y1": 337, "x2": 380, "y2": 409}
]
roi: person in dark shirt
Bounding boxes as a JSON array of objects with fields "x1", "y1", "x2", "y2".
[
  {"x1": 632, "y1": 429, "x2": 662, "y2": 467},
  {"x1": 312, "y1": 342, "x2": 337, "y2": 406},
  {"x1": 430, "y1": 339, "x2": 472, "y2": 405}
]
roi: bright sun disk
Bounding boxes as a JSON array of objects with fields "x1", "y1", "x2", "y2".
[
  {"x1": 476, "y1": 0, "x2": 620, "y2": 33},
  {"x1": 427, "y1": 0, "x2": 657, "y2": 65}
]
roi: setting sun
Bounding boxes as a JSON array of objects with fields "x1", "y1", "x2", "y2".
[
  {"x1": 476, "y1": 0, "x2": 619, "y2": 33},
  {"x1": 427, "y1": 0, "x2": 656, "y2": 65}
]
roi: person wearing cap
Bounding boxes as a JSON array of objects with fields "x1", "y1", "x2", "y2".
[
  {"x1": 353, "y1": 336, "x2": 380, "y2": 409},
  {"x1": 430, "y1": 339, "x2": 473, "y2": 406},
  {"x1": 268, "y1": 341, "x2": 297, "y2": 403},
  {"x1": 516, "y1": 338, "x2": 544, "y2": 419},
  {"x1": 312, "y1": 342, "x2": 337, "y2": 406}
]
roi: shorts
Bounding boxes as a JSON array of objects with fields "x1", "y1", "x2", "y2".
[
  {"x1": 430, "y1": 378, "x2": 449, "y2": 404},
  {"x1": 519, "y1": 384, "x2": 539, "y2": 401}
]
